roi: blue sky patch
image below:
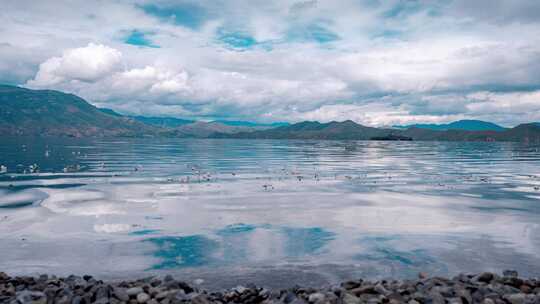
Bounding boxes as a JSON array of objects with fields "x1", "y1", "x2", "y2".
[
  {"x1": 216, "y1": 28, "x2": 257, "y2": 49},
  {"x1": 124, "y1": 30, "x2": 160, "y2": 48},
  {"x1": 140, "y1": 3, "x2": 208, "y2": 29},
  {"x1": 287, "y1": 22, "x2": 340, "y2": 44},
  {"x1": 371, "y1": 29, "x2": 403, "y2": 40},
  {"x1": 382, "y1": 1, "x2": 422, "y2": 19}
]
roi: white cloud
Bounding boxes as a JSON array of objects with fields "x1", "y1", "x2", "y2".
[
  {"x1": 2, "y1": 0, "x2": 540, "y2": 125},
  {"x1": 466, "y1": 91, "x2": 540, "y2": 125},
  {"x1": 27, "y1": 43, "x2": 122, "y2": 86}
]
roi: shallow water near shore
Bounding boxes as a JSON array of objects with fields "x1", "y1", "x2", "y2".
[{"x1": 1, "y1": 138, "x2": 540, "y2": 289}]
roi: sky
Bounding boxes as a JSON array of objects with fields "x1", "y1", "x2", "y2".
[{"x1": 1, "y1": 0, "x2": 540, "y2": 126}]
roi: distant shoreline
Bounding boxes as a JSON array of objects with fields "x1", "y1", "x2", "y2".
[
  {"x1": 2, "y1": 85, "x2": 540, "y2": 142},
  {"x1": 4, "y1": 135, "x2": 540, "y2": 144}
]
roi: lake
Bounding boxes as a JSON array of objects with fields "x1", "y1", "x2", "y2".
[{"x1": 1, "y1": 138, "x2": 540, "y2": 289}]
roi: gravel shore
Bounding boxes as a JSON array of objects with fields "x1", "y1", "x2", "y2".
[{"x1": 1, "y1": 271, "x2": 539, "y2": 304}]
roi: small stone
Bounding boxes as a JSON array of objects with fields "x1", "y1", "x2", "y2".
[
  {"x1": 281, "y1": 291, "x2": 297, "y2": 303},
  {"x1": 505, "y1": 293, "x2": 526, "y2": 304},
  {"x1": 114, "y1": 287, "x2": 130, "y2": 301},
  {"x1": 150, "y1": 278, "x2": 162, "y2": 287},
  {"x1": 342, "y1": 281, "x2": 362, "y2": 290},
  {"x1": 95, "y1": 285, "x2": 109, "y2": 300},
  {"x1": 428, "y1": 291, "x2": 445, "y2": 304},
  {"x1": 160, "y1": 298, "x2": 171, "y2": 304},
  {"x1": 350, "y1": 286, "x2": 377, "y2": 296},
  {"x1": 163, "y1": 275, "x2": 174, "y2": 282},
  {"x1": 290, "y1": 298, "x2": 308, "y2": 304},
  {"x1": 409, "y1": 300, "x2": 420, "y2": 304},
  {"x1": 174, "y1": 290, "x2": 189, "y2": 302},
  {"x1": 308, "y1": 292, "x2": 325, "y2": 303},
  {"x1": 418, "y1": 272, "x2": 428, "y2": 279},
  {"x1": 234, "y1": 285, "x2": 247, "y2": 294},
  {"x1": 482, "y1": 299, "x2": 495, "y2": 304},
  {"x1": 127, "y1": 287, "x2": 144, "y2": 296},
  {"x1": 56, "y1": 296, "x2": 71, "y2": 304},
  {"x1": 456, "y1": 287, "x2": 472, "y2": 304},
  {"x1": 374, "y1": 283, "x2": 390, "y2": 295},
  {"x1": 503, "y1": 277, "x2": 525, "y2": 288},
  {"x1": 447, "y1": 297, "x2": 463, "y2": 304},
  {"x1": 504, "y1": 270, "x2": 519, "y2": 278},
  {"x1": 72, "y1": 295, "x2": 82, "y2": 304},
  {"x1": 520, "y1": 285, "x2": 532, "y2": 294},
  {"x1": 0, "y1": 272, "x2": 9, "y2": 281},
  {"x1": 476, "y1": 272, "x2": 494, "y2": 283},
  {"x1": 191, "y1": 294, "x2": 211, "y2": 304},
  {"x1": 94, "y1": 298, "x2": 110, "y2": 304},
  {"x1": 342, "y1": 293, "x2": 361, "y2": 304},
  {"x1": 155, "y1": 291, "x2": 169, "y2": 300},
  {"x1": 137, "y1": 292, "x2": 150, "y2": 303},
  {"x1": 16, "y1": 290, "x2": 33, "y2": 303}
]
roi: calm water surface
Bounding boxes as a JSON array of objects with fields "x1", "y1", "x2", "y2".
[{"x1": 1, "y1": 138, "x2": 540, "y2": 288}]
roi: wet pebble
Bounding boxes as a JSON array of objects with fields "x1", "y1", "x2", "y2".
[{"x1": 0, "y1": 271, "x2": 539, "y2": 304}]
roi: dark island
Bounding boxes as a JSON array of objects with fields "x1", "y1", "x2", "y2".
[{"x1": 370, "y1": 135, "x2": 413, "y2": 141}]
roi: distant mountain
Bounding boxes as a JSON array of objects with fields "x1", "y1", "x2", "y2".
[
  {"x1": 395, "y1": 120, "x2": 506, "y2": 132},
  {"x1": 0, "y1": 86, "x2": 282, "y2": 138},
  {"x1": 2, "y1": 85, "x2": 539, "y2": 142},
  {"x1": 96, "y1": 111, "x2": 287, "y2": 130},
  {"x1": 223, "y1": 120, "x2": 540, "y2": 143},
  {"x1": 213, "y1": 120, "x2": 290, "y2": 127},
  {"x1": 224, "y1": 120, "x2": 396, "y2": 140},
  {"x1": 0, "y1": 85, "x2": 157, "y2": 137},
  {"x1": 98, "y1": 108, "x2": 123, "y2": 117},
  {"x1": 162, "y1": 121, "x2": 275, "y2": 138},
  {"x1": 130, "y1": 116, "x2": 194, "y2": 128}
]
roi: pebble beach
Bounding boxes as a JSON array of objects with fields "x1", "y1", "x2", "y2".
[{"x1": 2, "y1": 271, "x2": 539, "y2": 304}]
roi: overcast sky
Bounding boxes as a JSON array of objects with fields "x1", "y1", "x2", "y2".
[{"x1": 1, "y1": 0, "x2": 540, "y2": 126}]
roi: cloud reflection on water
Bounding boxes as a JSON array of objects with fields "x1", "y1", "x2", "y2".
[{"x1": 1, "y1": 138, "x2": 540, "y2": 285}]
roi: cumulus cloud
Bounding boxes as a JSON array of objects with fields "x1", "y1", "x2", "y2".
[
  {"x1": 2, "y1": 0, "x2": 540, "y2": 126},
  {"x1": 27, "y1": 43, "x2": 122, "y2": 86}
]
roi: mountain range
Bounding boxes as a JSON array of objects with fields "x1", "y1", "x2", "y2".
[
  {"x1": 394, "y1": 120, "x2": 506, "y2": 132},
  {"x1": 98, "y1": 108, "x2": 289, "y2": 130},
  {"x1": 0, "y1": 85, "x2": 158, "y2": 137},
  {"x1": 224, "y1": 120, "x2": 540, "y2": 142},
  {"x1": 1, "y1": 84, "x2": 540, "y2": 142}
]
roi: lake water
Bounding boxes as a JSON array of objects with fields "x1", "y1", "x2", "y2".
[{"x1": 1, "y1": 138, "x2": 540, "y2": 289}]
